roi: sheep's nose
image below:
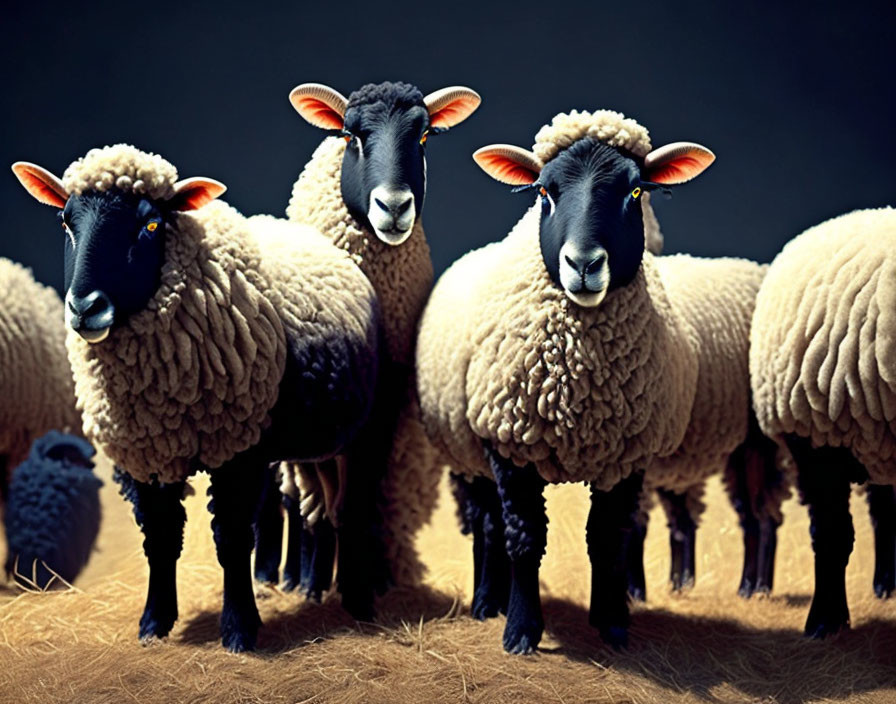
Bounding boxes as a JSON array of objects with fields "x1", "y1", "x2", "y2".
[
  {"x1": 584, "y1": 252, "x2": 608, "y2": 276},
  {"x1": 373, "y1": 189, "x2": 413, "y2": 217},
  {"x1": 565, "y1": 250, "x2": 608, "y2": 277},
  {"x1": 67, "y1": 290, "x2": 115, "y2": 343}
]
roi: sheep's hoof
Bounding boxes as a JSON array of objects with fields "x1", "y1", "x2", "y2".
[
  {"x1": 627, "y1": 585, "x2": 646, "y2": 603},
  {"x1": 738, "y1": 581, "x2": 755, "y2": 599},
  {"x1": 139, "y1": 608, "x2": 177, "y2": 641},
  {"x1": 502, "y1": 617, "x2": 543, "y2": 655},
  {"x1": 472, "y1": 589, "x2": 508, "y2": 621},
  {"x1": 302, "y1": 586, "x2": 323, "y2": 604},
  {"x1": 804, "y1": 603, "x2": 850, "y2": 639},
  {"x1": 873, "y1": 578, "x2": 894, "y2": 600},
  {"x1": 670, "y1": 572, "x2": 695, "y2": 592},
  {"x1": 599, "y1": 625, "x2": 629, "y2": 651},
  {"x1": 220, "y1": 607, "x2": 260, "y2": 653}
]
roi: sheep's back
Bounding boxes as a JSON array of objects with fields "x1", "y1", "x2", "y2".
[
  {"x1": 0, "y1": 259, "x2": 79, "y2": 471},
  {"x1": 750, "y1": 207, "x2": 896, "y2": 483},
  {"x1": 649, "y1": 255, "x2": 766, "y2": 491}
]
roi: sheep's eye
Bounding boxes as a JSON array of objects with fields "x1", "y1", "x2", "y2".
[
  {"x1": 420, "y1": 130, "x2": 429, "y2": 145},
  {"x1": 146, "y1": 221, "x2": 159, "y2": 233},
  {"x1": 631, "y1": 187, "x2": 642, "y2": 199}
]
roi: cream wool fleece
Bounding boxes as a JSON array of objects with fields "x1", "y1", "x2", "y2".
[
  {"x1": 65, "y1": 147, "x2": 378, "y2": 484},
  {"x1": 751, "y1": 207, "x2": 896, "y2": 484},
  {"x1": 0, "y1": 259, "x2": 80, "y2": 473},
  {"x1": 647, "y1": 255, "x2": 767, "y2": 494},
  {"x1": 286, "y1": 137, "x2": 433, "y2": 366},
  {"x1": 417, "y1": 205, "x2": 698, "y2": 490}
]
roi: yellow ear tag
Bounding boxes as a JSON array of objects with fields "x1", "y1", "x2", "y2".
[
  {"x1": 420, "y1": 130, "x2": 429, "y2": 145},
  {"x1": 631, "y1": 187, "x2": 642, "y2": 199},
  {"x1": 146, "y1": 221, "x2": 159, "y2": 232},
  {"x1": 539, "y1": 186, "x2": 547, "y2": 197}
]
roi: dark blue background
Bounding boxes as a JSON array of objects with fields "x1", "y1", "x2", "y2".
[{"x1": 3, "y1": 1, "x2": 894, "y2": 291}]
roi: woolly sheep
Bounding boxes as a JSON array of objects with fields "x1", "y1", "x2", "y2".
[
  {"x1": 4, "y1": 430, "x2": 101, "y2": 589},
  {"x1": 750, "y1": 206, "x2": 896, "y2": 637},
  {"x1": 0, "y1": 258, "x2": 81, "y2": 478},
  {"x1": 416, "y1": 109, "x2": 776, "y2": 653},
  {"x1": 253, "y1": 81, "x2": 480, "y2": 610},
  {"x1": 12, "y1": 145, "x2": 381, "y2": 652}
]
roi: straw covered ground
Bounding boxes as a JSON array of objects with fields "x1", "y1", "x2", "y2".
[{"x1": 1, "y1": 455, "x2": 895, "y2": 704}]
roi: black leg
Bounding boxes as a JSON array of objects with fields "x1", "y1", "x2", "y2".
[
  {"x1": 453, "y1": 475, "x2": 511, "y2": 620},
  {"x1": 253, "y1": 464, "x2": 283, "y2": 585},
  {"x1": 208, "y1": 455, "x2": 266, "y2": 652},
  {"x1": 725, "y1": 413, "x2": 784, "y2": 597},
  {"x1": 657, "y1": 488, "x2": 696, "y2": 591},
  {"x1": 626, "y1": 499, "x2": 648, "y2": 603},
  {"x1": 785, "y1": 434, "x2": 863, "y2": 639},
  {"x1": 281, "y1": 493, "x2": 305, "y2": 592},
  {"x1": 867, "y1": 483, "x2": 896, "y2": 599},
  {"x1": 588, "y1": 472, "x2": 644, "y2": 649},
  {"x1": 303, "y1": 517, "x2": 336, "y2": 602},
  {"x1": 114, "y1": 467, "x2": 186, "y2": 642},
  {"x1": 487, "y1": 447, "x2": 546, "y2": 655}
]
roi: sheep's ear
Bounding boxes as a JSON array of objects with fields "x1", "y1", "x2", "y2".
[
  {"x1": 169, "y1": 177, "x2": 227, "y2": 211},
  {"x1": 643, "y1": 142, "x2": 715, "y2": 185},
  {"x1": 289, "y1": 83, "x2": 348, "y2": 130},
  {"x1": 11, "y1": 161, "x2": 68, "y2": 208},
  {"x1": 424, "y1": 86, "x2": 481, "y2": 130},
  {"x1": 473, "y1": 145, "x2": 542, "y2": 186}
]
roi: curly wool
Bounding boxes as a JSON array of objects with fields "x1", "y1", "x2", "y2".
[
  {"x1": 646, "y1": 255, "x2": 767, "y2": 494},
  {"x1": 417, "y1": 204, "x2": 698, "y2": 490},
  {"x1": 62, "y1": 144, "x2": 178, "y2": 200},
  {"x1": 67, "y1": 193, "x2": 378, "y2": 484},
  {"x1": 286, "y1": 137, "x2": 433, "y2": 366},
  {"x1": 750, "y1": 207, "x2": 896, "y2": 484},
  {"x1": 0, "y1": 259, "x2": 80, "y2": 473},
  {"x1": 346, "y1": 82, "x2": 425, "y2": 114}
]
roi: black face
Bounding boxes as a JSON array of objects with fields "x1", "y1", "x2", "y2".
[
  {"x1": 535, "y1": 139, "x2": 649, "y2": 307},
  {"x1": 340, "y1": 82, "x2": 429, "y2": 245},
  {"x1": 60, "y1": 189, "x2": 167, "y2": 341}
]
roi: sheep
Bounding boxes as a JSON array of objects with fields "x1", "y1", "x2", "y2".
[
  {"x1": 416, "y1": 109, "x2": 776, "y2": 653},
  {"x1": 0, "y1": 257, "x2": 81, "y2": 481},
  {"x1": 11, "y1": 144, "x2": 381, "y2": 652},
  {"x1": 251, "y1": 81, "x2": 480, "y2": 609},
  {"x1": 750, "y1": 206, "x2": 896, "y2": 638},
  {"x1": 4, "y1": 430, "x2": 101, "y2": 589}
]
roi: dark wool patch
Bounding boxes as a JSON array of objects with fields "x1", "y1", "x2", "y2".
[{"x1": 346, "y1": 82, "x2": 425, "y2": 113}]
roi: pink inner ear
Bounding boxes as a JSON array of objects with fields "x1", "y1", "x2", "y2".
[
  {"x1": 647, "y1": 156, "x2": 704, "y2": 184},
  {"x1": 429, "y1": 95, "x2": 479, "y2": 129},
  {"x1": 476, "y1": 152, "x2": 538, "y2": 186},
  {"x1": 644, "y1": 145, "x2": 715, "y2": 185},
  {"x1": 15, "y1": 167, "x2": 67, "y2": 208},
  {"x1": 170, "y1": 182, "x2": 225, "y2": 211},
  {"x1": 295, "y1": 97, "x2": 345, "y2": 130}
]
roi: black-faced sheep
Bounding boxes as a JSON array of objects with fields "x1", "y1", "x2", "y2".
[
  {"x1": 416, "y1": 109, "x2": 776, "y2": 653},
  {"x1": 750, "y1": 206, "x2": 896, "y2": 637},
  {"x1": 252, "y1": 81, "x2": 479, "y2": 614},
  {"x1": 4, "y1": 430, "x2": 101, "y2": 589},
  {"x1": 12, "y1": 145, "x2": 380, "y2": 652}
]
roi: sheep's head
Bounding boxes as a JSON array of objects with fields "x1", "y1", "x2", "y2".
[
  {"x1": 289, "y1": 81, "x2": 480, "y2": 245},
  {"x1": 474, "y1": 117, "x2": 714, "y2": 308},
  {"x1": 12, "y1": 147, "x2": 225, "y2": 343}
]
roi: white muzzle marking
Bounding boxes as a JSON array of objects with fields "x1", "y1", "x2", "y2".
[
  {"x1": 559, "y1": 241, "x2": 610, "y2": 308},
  {"x1": 368, "y1": 185, "x2": 415, "y2": 246}
]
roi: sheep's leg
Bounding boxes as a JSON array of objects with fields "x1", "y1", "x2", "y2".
[
  {"x1": 657, "y1": 488, "x2": 697, "y2": 591},
  {"x1": 487, "y1": 447, "x2": 546, "y2": 654},
  {"x1": 588, "y1": 471, "x2": 643, "y2": 649},
  {"x1": 113, "y1": 467, "x2": 185, "y2": 642},
  {"x1": 867, "y1": 484, "x2": 896, "y2": 599},
  {"x1": 785, "y1": 434, "x2": 862, "y2": 638},
  {"x1": 626, "y1": 487, "x2": 649, "y2": 602},
  {"x1": 208, "y1": 456, "x2": 265, "y2": 652},
  {"x1": 452, "y1": 474, "x2": 511, "y2": 620},
  {"x1": 303, "y1": 517, "x2": 336, "y2": 602},
  {"x1": 253, "y1": 464, "x2": 283, "y2": 586}
]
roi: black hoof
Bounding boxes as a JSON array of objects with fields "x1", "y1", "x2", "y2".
[
  {"x1": 599, "y1": 625, "x2": 629, "y2": 650},
  {"x1": 627, "y1": 585, "x2": 646, "y2": 603},
  {"x1": 281, "y1": 575, "x2": 300, "y2": 593},
  {"x1": 874, "y1": 576, "x2": 895, "y2": 600},
  {"x1": 302, "y1": 585, "x2": 324, "y2": 604},
  {"x1": 139, "y1": 605, "x2": 177, "y2": 641},
  {"x1": 503, "y1": 616, "x2": 543, "y2": 655},
  {"x1": 253, "y1": 567, "x2": 280, "y2": 587},
  {"x1": 738, "y1": 580, "x2": 755, "y2": 599},
  {"x1": 671, "y1": 571, "x2": 695, "y2": 592},
  {"x1": 471, "y1": 593, "x2": 506, "y2": 621},
  {"x1": 804, "y1": 603, "x2": 850, "y2": 639},
  {"x1": 220, "y1": 607, "x2": 260, "y2": 653}
]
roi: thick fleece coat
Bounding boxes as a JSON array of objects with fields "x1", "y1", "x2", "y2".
[
  {"x1": 417, "y1": 204, "x2": 698, "y2": 489},
  {"x1": 751, "y1": 207, "x2": 896, "y2": 484},
  {"x1": 647, "y1": 256, "x2": 767, "y2": 496},
  {"x1": 287, "y1": 136, "x2": 439, "y2": 584},
  {"x1": 63, "y1": 146, "x2": 379, "y2": 484},
  {"x1": 0, "y1": 259, "x2": 80, "y2": 473}
]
